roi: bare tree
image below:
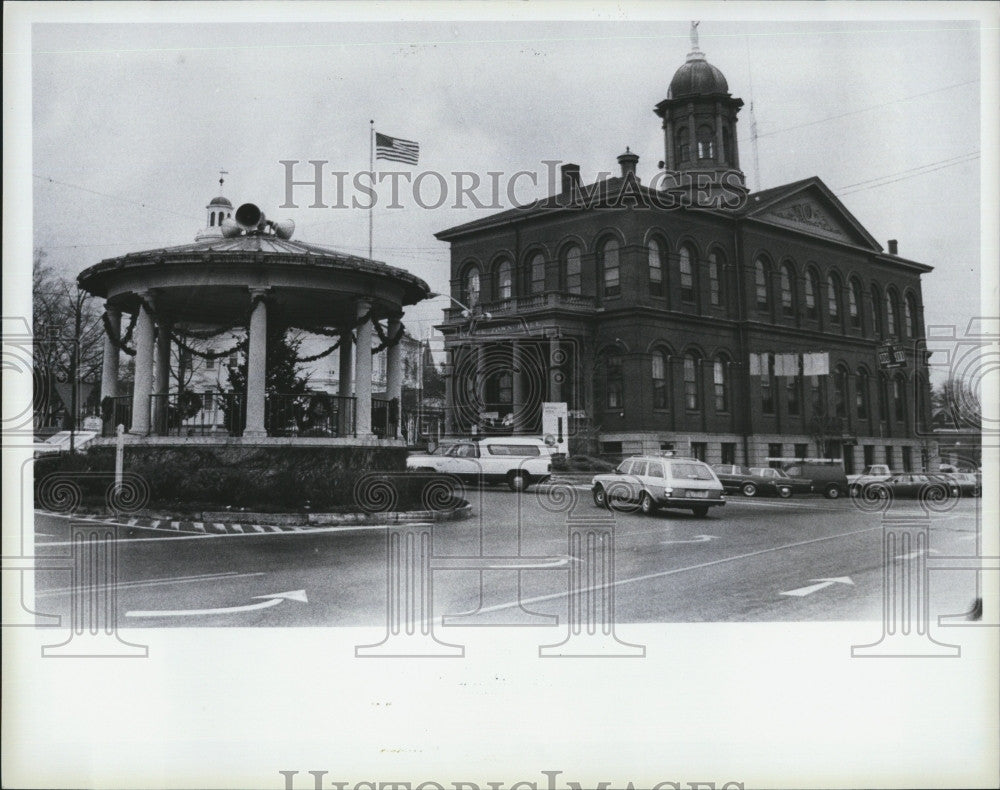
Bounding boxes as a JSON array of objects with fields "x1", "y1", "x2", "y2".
[
  {"x1": 932, "y1": 375, "x2": 981, "y2": 429},
  {"x1": 32, "y1": 249, "x2": 105, "y2": 429}
]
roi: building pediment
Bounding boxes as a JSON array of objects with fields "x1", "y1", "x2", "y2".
[{"x1": 746, "y1": 178, "x2": 883, "y2": 252}]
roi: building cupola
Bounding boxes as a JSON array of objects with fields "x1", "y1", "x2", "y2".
[
  {"x1": 654, "y1": 22, "x2": 747, "y2": 208},
  {"x1": 195, "y1": 171, "x2": 234, "y2": 241}
]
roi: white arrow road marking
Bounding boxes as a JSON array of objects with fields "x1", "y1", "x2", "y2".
[
  {"x1": 896, "y1": 548, "x2": 941, "y2": 560},
  {"x1": 780, "y1": 577, "x2": 855, "y2": 597},
  {"x1": 661, "y1": 534, "x2": 720, "y2": 545},
  {"x1": 126, "y1": 589, "x2": 308, "y2": 618}
]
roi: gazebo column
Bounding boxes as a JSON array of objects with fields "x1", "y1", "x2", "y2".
[
  {"x1": 243, "y1": 288, "x2": 269, "y2": 438},
  {"x1": 355, "y1": 300, "x2": 374, "y2": 438},
  {"x1": 151, "y1": 317, "x2": 172, "y2": 435},
  {"x1": 130, "y1": 292, "x2": 155, "y2": 436},
  {"x1": 386, "y1": 316, "x2": 404, "y2": 439},
  {"x1": 100, "y1": 304, "x2": 120, "y2": 400},
  {"x1": 338, "y1": 329, "x2": 354, "y2": 435},
  {"x1": 443, "y1": 350, "x2": 455, "y2": 435}
]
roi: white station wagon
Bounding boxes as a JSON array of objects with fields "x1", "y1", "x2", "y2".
[
  {"x1": 406, "y1": 437, "x2": 552, "y2": 491},
  {"x1": 592, "y1": 454, "x2": 726, "y2": 517}
]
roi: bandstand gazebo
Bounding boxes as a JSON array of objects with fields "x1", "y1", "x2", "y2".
[{"x1": 78, "y1": 202, "x2": 431, "y2": 447}]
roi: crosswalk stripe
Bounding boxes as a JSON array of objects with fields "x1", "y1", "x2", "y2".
[
  {"x1": 250, "y1": 524, "x2": 265, "y2": 533},
  {"x1": 211, "y1": 523, "x2": 227, "y2": 533},
  {"x1": 267, "y1": 525, "x2": 283, "y2": 532}
]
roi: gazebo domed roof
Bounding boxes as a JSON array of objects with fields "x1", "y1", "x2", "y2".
[{"x1": 208, "y1": 195, "x2": 233, "y2": 207}]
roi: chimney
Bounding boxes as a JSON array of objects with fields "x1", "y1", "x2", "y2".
[
  {"x1": 617, "y1": 147, "x2": 639, "y2": 179},
  {"x1": 561, "y1": 163, "x2": 581, "y2": 195},
  {"x1": 888, "y1": 239, "x2": 898, "y2": 255}
]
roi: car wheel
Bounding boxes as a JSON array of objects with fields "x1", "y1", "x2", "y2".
[
  {"x1": 507, "y1": 471, "x2": 530, "y2": 492},
  {"x1": 849, "y1": 484, "x2": 860, "y2": 497},
  {"x1": 740, "y1": 482, "x2": 758, "y2": 497},
  {"x1": 692, "y1": 505, "x2": 709, "y2": 518},
  {"x1": 777, "y1": 486, "x2": 792, "y2": 499},
  {"x1": 824, "y1": 484, "x2": 842, "y2": 499},
  {"x1": 639, "y1": 491, "x2": 657, "y2": 515},
  {"x1": 593, "y1": 485, "x2": 608, "y2": 508}
]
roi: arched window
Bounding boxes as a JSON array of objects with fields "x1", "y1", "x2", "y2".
[
  {"x1": 754, "y1": 257, "x2": 770, "y2": 311},
  {"x1": 849, "y1": 277, "x2": 863, "y2": 329},
  {"x1": 760, "y1": 353, "x2": 775, "y2": 414},
  {"x1": 871, "y1": 284, "x2": 884, "y2": 336},
  {"x1": 496, "y1": 371, "x2": 513, "y2": 406},
  {"x1": 679, "y1": 245, "x2": 696, "y2": 303},
  {"x1": 886, "y1": 289, "x2": 898, "y2": 337},
  {"x1": 780, "y1": 263, "x2": 795, "y2": 316},
  {"x1": 905, "y1": 292, "x2": 919, "y2": 337},
  {"x1": 562, "y1": 245, "x2": 582, "y2": 294},
  {"x1": 605, "y1": 353, "x2": 623, "y2": 409},
  {"x1": 495, "y1": 259, "x2": 513, "y2": 300},
  {"x1": 675, "y1": 127, "x2": 690, "y2": 162},
  {"x1": 713, "y1": 355, "x2": 730, "y2": 412},
  {"x1": 893, "y1": 374, "x2": 906, "y2": 423},
  {"x1": 827, "y1": 272, "x2": 841, "y2": 322},
  {"x1": 462, "y1": 267, "x2": 481, "y2": 307},
  {"x1": 804, "y1": 269, "x2": 819, "y2": 320},
  {"x1": 786, "y1": 358, "x2": 801, "y2": 416},
  {"x1": 834, "y1": 365, "x2": 849, "y2": 418},
  {"x1": 708, "y1": 250, "x2": 723, "y2": 307},
  {"x1": 877, "y1": 373, "x2": 889, "y2": 422},
  {"x1": 697, "y1": 125, "x2": 715, "y2": 159},
  {"x1": 648, "y1": 239, "x2": 664, "y2": 297},
  {"x1": 210, "y1": 212, "x2": 216, "y2": 227},
  {"x1": 683, "y1": 352, "x2": 701, "y2": 410},
  {"x1": 530, "y1": 253, "x2": 546, "y2": 294},
  {"x1": 856, "y1": 368, "x2": 870, "y2": 419},
  {"x1": 601, "y1": 238, "x2": 620, "y2": 297},
  {"x1": 651, "y1": 350, "x2": 669, "y2": 409},
  {"x1": 810, "y1": 374, "x2": 824, "y2": 417}
]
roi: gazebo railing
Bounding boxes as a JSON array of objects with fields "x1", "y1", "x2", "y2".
[
  {"x1": 100, "y1": 396, "x2": 133, "y2": 437},
  {"x1": 266, "y1": 392, "x2": 357, "y2": 437},
  {"x1": 151, "y1": 392, "x2": 246, "y2": 437},
  {"x1": 371, "y1": 396, "x2": 399, "y2": 439}
]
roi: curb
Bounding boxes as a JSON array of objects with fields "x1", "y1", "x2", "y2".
[{"x1": 38, "y1": 502, "x2": 473, "y2": 536}]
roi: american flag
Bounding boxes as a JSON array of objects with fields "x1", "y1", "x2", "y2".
[{"x1": 375, "y1": 132, "x2": 420, "y2": 165}]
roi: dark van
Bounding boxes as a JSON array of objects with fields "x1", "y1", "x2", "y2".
[{"x1": 767, "y1": 458, "x2": 849, "y2": 499}]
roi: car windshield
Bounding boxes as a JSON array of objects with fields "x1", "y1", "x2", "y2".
[{"x1": 670, "y1": 462, "x2": 714, "y2": 480}]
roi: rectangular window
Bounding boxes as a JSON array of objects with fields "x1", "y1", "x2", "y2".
[
  {"x1": 761, "y1": 354, "x2": 775, "y2": 414},
  {"x1": 709, "y1": 257, "x2": 721, "y2": 306},
  {"x1": 902, "y1": 446, "x2": 912, "y2": 472},
  {"x1": 601, "y1": 441, "x2": 623, "y2": 457},
  {"x1": 660, "y1": 442, "x2": 675, "y2": 452},
  {"x1": 606, "y1": 355, "x2": 623, "y2": 410},
  {"x1": 863, "y1": 444, "x2": 875, "y2": 467},
  {"x1": 486, "y1": 444, "x2": 541, "y2": 457},
  {"x1": 647, "y1": 462, "x2": 665, "y2": 479},
  {"x1": 885, "y1": 446, "x2": 895, "y2": 470},
  {"x1": 688, "y1": 443, "x2": 707, "y2": 462},
  {"x1": 786, "y1": 376, "x2": 800, "y2": 416},
  {"x1": 721, "y1": 443, "x2": 736, "y2": 465},
  {"x1": 603, "y1": 262, "x2": 620, "y2": 297},
  {"x1": 206, "y1": 356, "x2": 215, "y2": 370},
  {"x1": 768, "y1": 443, "x2": 783, "y2": 468},
  {"x1": 794, "y1": 443, "x2": 809, "y2": 459}
]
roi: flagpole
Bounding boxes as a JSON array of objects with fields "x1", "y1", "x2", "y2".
[{"x1": 369, "y1": 119, "x2": 374, "y2": 261}]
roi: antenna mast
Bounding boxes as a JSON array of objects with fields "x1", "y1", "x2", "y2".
[{"x1": 745, "y1": 37, "x2": 761, "y2": 192}]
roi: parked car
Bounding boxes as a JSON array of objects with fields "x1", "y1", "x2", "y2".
[
  {"x1": 847, "y1": 464, "x2": 893, "y2": 496},
  {"x1": 767, "y1": 457, "x2": 849, "y2": 499},
  {"x1": 941, "y1": 471, "x2": 982, "y2": 497},
  {"x1": 593, "y1": 455, "x2": 725, "y2": 517},
  {"x1": 405, "y1": 437, "x2": 552, "y2": 491},
  {"x1": 749, "y1": 467, "x2": 813, "y2": 496},
  {"x1": 862, "y1": 473, "x2": 960, "y2": 501},
  {"x1": 711, "y1": 464, "x2": 796, "y2": 498}
]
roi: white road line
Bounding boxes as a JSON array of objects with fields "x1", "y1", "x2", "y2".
[
  {"x1": 35, "y1": 571, "x2": 266, "y2": 597},
  {"x1": 471, "y1": 524, "x2": 884, "y2": 616}
]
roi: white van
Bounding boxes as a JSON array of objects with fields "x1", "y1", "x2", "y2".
[{"x1": 406, "y1": 437, "x2": 552, "y2": 491}]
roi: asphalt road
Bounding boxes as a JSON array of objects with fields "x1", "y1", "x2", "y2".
[{"x1": 32, "y1": 487, "x2": 984, "y2": 630}]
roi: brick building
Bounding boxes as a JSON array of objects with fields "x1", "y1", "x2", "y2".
[{"x1": 435, "y1": 30, "x2": 935, "y2": 472}]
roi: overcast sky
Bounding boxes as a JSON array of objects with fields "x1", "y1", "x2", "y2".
[{"x1": 25, "y1": 12, "x2": 989, "y2": 366}]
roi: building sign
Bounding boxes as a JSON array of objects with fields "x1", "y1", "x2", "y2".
[
  {"x1": 541, "y1": 402, "x2": 569, "y2": 455},
  {"x1": 878, "y1": 343, "x2": 907, "y2": 369}
]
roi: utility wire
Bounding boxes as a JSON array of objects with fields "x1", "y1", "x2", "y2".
[
  {"x1": 33, "y1": 174, "x2": 202, "y2": 221},
  {"x1": 838, "y1": 153, "x2": 980, "y2": 196}
]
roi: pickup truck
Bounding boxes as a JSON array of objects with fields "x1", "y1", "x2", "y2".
[{"x1": 847, "y1": 464, "x2": 893, "y2": 495}]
